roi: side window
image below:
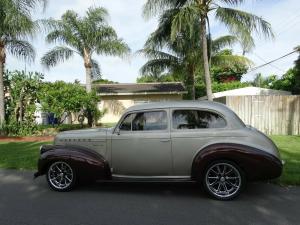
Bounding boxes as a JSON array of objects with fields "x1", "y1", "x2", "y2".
[
  {"x1": 197, "y1": 111, "x2": 227, "y2": 128},
  {"x1": 172, "y1": 110, "x2": 226, "y2": 129},
  {"x1": 119, "y1": 114, "x2": 135, "y2": 131},
  {"x1": 132, "y1": 111, "x2": 167, "y2": 131}
]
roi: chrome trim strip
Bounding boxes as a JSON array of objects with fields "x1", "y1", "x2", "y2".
[{"x1": 112, "y1": 174, "x2": 191, "y2": 179}]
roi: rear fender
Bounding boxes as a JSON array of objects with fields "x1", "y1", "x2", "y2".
[{"x1": 191, "y1": 143, "x2": 282, "y2": 181}]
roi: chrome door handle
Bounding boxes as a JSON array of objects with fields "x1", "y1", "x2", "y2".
[{"x1": 160, "y1": 139, "x2": 171, "y2": 142}]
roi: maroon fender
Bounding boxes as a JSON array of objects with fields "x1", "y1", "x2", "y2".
[
  {"x1": 191, "y1": 143, "x2": 283, "y2": 181},
  {"x1": 35, "y1": 145, "x2": 111, "y2": 181}
]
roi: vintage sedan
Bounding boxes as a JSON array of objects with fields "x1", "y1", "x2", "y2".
[{"x1": 35, "y1": 101, "x2": 283, "y2": 200}]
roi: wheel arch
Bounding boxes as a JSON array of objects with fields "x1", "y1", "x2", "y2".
[
  {"x1": 191, "y1": 143, "x2": 282, "y2": 182},
  {"x1": 37, "y1": 145, "x2": 112, "y2": 181}
]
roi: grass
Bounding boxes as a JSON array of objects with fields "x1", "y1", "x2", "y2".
[
  {"x1": 0, "y1": 136, "x2": 299, "y2": 185},
  {"x1": 271, "y1": 136, "x2": 300, "y2": 185},
  {"x1": 0, "y1": 142, "x2": 51, "y2": 170}
]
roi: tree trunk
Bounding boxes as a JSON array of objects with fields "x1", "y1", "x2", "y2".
[
  {"x1": 200, "y1": 16, "x2": 213, "y2": 101},
  {"x1": 191, "y1": 71, "x2": 196, "y2": 100},
  {"x1": 0, "y1": 45, "x2": 6, "y2": 125},
  {"x1": 84, "y1": 49, "x2": 93, "y2": 93},
  {"x1": 85, "y1": 66, "x2": 92, "y2": 93},
  {"x1": 19, "y1": 89, "x2": 24, "y2": 122}
]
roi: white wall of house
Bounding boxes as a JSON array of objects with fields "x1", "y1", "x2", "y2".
[{"x1": 98, "y1": 94, "x2": 183, "y2": 123}]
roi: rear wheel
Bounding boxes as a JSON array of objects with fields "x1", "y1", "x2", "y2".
[
  {"x1": 46, "y1": 161, "x2": 76, "y2": 192},
  {"x1": 203, "y1": 160, "x2": 244, "y2": 200}
]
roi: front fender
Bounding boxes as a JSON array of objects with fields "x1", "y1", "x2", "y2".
[
  {"x1": 191, "y1": 143, "x2": 282, "y2": 181},
  {"x1": 35, "y1": 145, "x2": 111, "y2": 181}
]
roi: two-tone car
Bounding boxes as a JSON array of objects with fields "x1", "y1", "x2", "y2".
[{"x1": 35, "y1": 101, "x2": 283, "y2": 200}]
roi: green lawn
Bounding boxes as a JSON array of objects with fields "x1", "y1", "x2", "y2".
[
  {"x1": 0, "y1": 136, "x2": 299, "y2": 185},
  {"x1": 271, "y1": 136, "x2": 300, "y2": 185},
  {"x1": 0, "y1": 142, "x2": 51, "y2": 170}
]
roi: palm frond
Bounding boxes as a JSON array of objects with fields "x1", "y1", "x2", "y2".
[
  {"x1": 41, "y1": 46, "x2": 74, "y2": 68},
  {"x1": 211, "y1": 54, "x2": 253, "y2": 67},
  {"x1": 138, "y1": 48, "x2": 179, "y2": 61},
  {"x1": 11, "y1": 0, "x2": 47, "y2": 16},
  {"x1": 144, "y1": 9, "x2": 179, "y2": 50},
  {"x1": 86, "y1": 7, "x2": 109, "y2": 25},
  {"x1": 95, "y1": 39, "x2": 130, "y2": 58},
  {"x1": 212, "y1": 35, "x2": 238, "y2": 52},
  {"x1": 6, "y1": 39, "x2": 36, "y2": 62},
  {"x1": 218, "y1": 0, "x2": 245, "y2": 6},
  {"x1": 143, "y1": 0, "x2": 188, "y2": 19},
  {"x1": 171, "y1": 4, "x2": 199, "y2": 41},
  {"x1": 140, "y1": 58, "x2": 179, "y2": 75},
  {"x1": 215, "y1": 7, "x2": 274, "y2": 40},
  {"x1": 3, "y1": 4, "x2": 36, "y2": 38}
]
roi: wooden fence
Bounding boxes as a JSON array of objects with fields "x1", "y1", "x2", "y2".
[{"x1": 216, "y1": 95, "x2": 300, "y2": 135}]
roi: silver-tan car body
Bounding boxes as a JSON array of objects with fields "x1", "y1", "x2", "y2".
[
  {"x1": 49, "y1": 101, "x2": 281, "y2": 179},
  {"x1": 36, "y1": 101, "x2": 283, "y2": 199}
]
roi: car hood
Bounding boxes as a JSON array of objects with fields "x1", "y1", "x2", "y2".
[
  {"x1": 54, "y1": 128, "x2": 113, "y2": 155},
  {"x1": 54, "y1": 128, "x2": 111, "y2": 144}
]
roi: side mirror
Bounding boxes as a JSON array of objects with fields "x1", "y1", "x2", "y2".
[{"x1": 115, "y1": 128, "x2": 121, "y2": 136}]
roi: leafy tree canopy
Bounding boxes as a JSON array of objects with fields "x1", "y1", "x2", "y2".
[{"x1": 38, "y1": 81, "x2": 101, "y2": 124}]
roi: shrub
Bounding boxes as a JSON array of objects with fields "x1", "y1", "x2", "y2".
[{"x1": 195, "y1": 81, "x2": 251, "y2": 99}]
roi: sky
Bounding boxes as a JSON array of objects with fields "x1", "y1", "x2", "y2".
[{"x1": 6, "y1": 0, "x2": 300, "y2": 83}]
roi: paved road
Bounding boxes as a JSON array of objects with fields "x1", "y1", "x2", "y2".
[{"x1": 0, "y1": 169, "x2": 299, "y2": 225}]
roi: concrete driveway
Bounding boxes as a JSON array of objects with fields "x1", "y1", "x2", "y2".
[{"x1": 0, "y1": 169, "x2": 299, "y2": 225}]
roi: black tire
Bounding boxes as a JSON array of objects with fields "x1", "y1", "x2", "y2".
[
  {"x1": 203, "y1": 160, "x2": 245, "y2": 200},
  {"x1": 46, "y1": 161, "x2": 77, "y2": 192}
]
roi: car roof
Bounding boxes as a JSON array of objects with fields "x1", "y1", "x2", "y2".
[
  {"x1": 125, "y1": 101, "x2": 245, "y2": 128},
  {"x1": 126, "y1": 101, "x2": 227, "y2": 112}
]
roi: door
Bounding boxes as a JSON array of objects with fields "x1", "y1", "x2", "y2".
[
  {"x1": 170, "y1": 109, "x2": 228, "y2": 176},
  {"x1": 111, "y1": 109, "x2": 172, "y2": 177}
]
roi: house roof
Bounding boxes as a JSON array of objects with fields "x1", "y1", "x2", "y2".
[
  {"x1": 199, "y1": 87, "x2": 292, "y2": 100},
  {"x1": 95, "y1": 82, "x2": 187, "y2": 96}
]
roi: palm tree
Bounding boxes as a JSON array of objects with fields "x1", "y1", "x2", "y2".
[
  {"x1": 140, "y1": 9, "x2": 250, "y2": 99},
  {"x1": 0, "y1": 0, "x2": 45, "y2": 125},
  {"x1": 41, "y1": 7, "x2": 130, "y2": 93},
  {"x1": 143, "y1": 0, "x2": 273, "y2": 101}
]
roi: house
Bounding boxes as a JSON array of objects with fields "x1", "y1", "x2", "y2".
[{"x1": 95, "y1": 82, "x2": 187, "y2": 123}]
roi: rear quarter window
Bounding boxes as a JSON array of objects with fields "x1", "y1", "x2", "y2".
[{"x1": 172, "y1": 110, "x2": 226, "y2": 129}]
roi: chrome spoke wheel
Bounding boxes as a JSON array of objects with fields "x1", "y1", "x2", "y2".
[
  {"x1": 48, "y1": 162, "x2": 74, "y2": 190},
  {"x1": 205, "y1": 162, "x2": 241, "y2": 199}
]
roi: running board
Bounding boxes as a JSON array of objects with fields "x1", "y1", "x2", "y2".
[{"x1": 110, "y1": 175, "x2": 193, "y2": 182}]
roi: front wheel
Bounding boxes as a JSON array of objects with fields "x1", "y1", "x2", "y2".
[
  {"x1": 203, "y1": 160, "x2": 244, "y2": 200},
  {"x1": 46, "y1": 161, "x2": 77, "y2": 192}
]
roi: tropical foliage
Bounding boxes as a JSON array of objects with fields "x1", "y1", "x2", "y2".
[
  {"x1": 196, "y1": 81, "x2": 250, "y2": 99},
  {"x1": 0, "y1": 0, "x2": 46, "y2": 125},
  {"x1": 137, "y1": 73, "x2": 176, "y2": 83},
  {"x1": 2, "y1": 70, "x2": 43, "y2": 136},
  {"x1": 211, "y1": 49, "x2": 249, "y2": 83},
  {"x1": 1, "y1": 70, "x2": 105, "y2": 136},
  {"x1": 251, "y1": 48, "x2": 300, "y2": 94},
  {"x1": 140, "y1": 24, "x2": 250, "y2": 99},
  {"x1": 143, "y1": 0, "x2": 273, "y2": 100},
  {"x1": 41, "y1": 7, "x2": 130, "y2": 93}
]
